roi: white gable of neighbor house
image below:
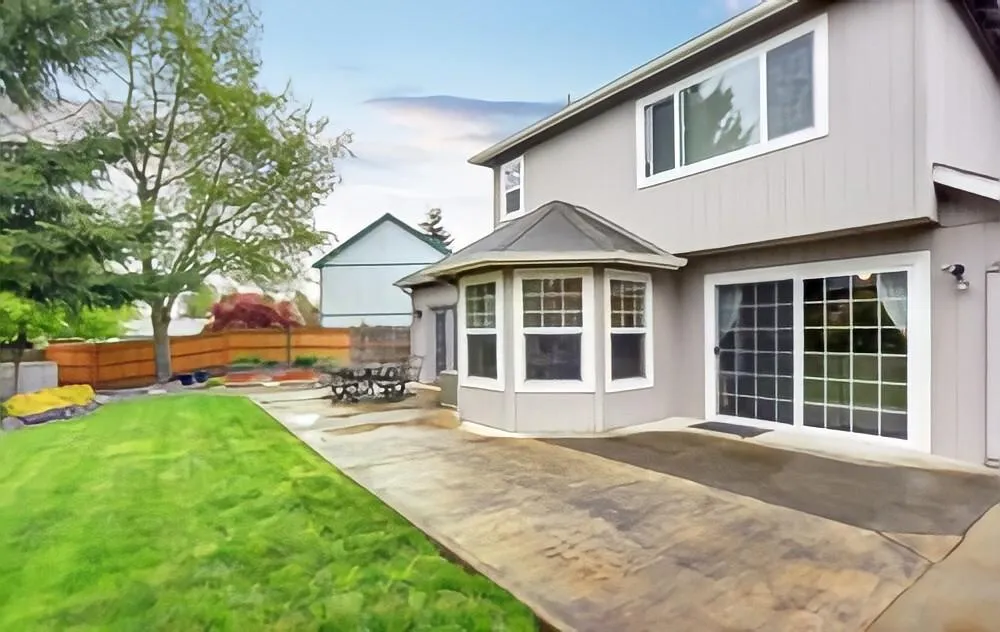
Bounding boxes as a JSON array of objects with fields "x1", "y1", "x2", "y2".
[{"x1": 319, "y1": 219, "x2": 447, "y2": 327}]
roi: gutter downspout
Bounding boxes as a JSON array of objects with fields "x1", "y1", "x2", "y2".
[{"x1": 986, "y1": 262, "x2": 1000, "y2": 468}]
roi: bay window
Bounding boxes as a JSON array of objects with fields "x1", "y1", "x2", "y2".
[
  {"x1": 636, "y1": 14, "x2": 827, "y2": 188},
  {"x1": 606, "y1": 270, "x2": 654, "y2": 391},
  {"x1": 515, "y1": 269, "x2": 595, "y2": 392},
  {"x1": 459, "y1": 272, "x2": 503, "y2": 390}
]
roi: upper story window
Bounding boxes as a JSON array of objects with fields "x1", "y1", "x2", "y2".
[
  {"x1": 500, "y1": 156, "x2": 524, "y2": 218},
  {"x1": 635, "y1": 14, "x2": 828, "y2": 189}
]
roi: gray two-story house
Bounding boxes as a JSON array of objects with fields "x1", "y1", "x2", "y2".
[{"x1": 400, "y1": 0, "x2": 1000, "y2": 467}]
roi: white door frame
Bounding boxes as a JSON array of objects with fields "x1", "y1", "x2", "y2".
[{"x1": 702, "y1": 251, "x2": 932, "y2": 452}]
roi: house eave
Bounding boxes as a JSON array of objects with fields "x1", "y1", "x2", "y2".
[
  {"x1": 467, "y1": 0, "x2": 799, "y2": 167},
  {"x1": 421, "y1": 251, "x2": 688, "y2": 279},
  {"x1": 932, "y1": 163, "x2": 1000, "y2": 202}
]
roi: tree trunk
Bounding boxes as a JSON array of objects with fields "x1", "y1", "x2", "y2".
[
  {"x1": 151, "y1": 306, "x2": 173, "y2": 383},
  {"x1": 11, "y1": 324, "x2": 27, "y2": 396}
]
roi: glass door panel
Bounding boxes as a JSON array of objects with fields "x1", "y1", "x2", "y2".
[
  {"x1": 801, "y1": 272, "x2": 908, "y2": 439},
  {"x1": 715, "y1": 280, "x2": 794, "y2": 424}
]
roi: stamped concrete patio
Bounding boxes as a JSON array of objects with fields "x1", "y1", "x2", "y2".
[{"x1": 260, "y1": 395, "x2": 1000, "y2": 632}]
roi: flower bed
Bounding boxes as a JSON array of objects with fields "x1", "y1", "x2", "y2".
[{"x1": 222, "y1": 368, "x2": 319, "y2": 385}]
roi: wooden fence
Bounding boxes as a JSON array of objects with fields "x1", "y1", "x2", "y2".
[{"x1": 44, "y1": 326, "x2": 410, "y2": 389}]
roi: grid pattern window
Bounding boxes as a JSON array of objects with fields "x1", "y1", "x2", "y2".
[
  {"x1": 802, "y1": 273, "x2": 908, "y2": 439},
  {"x1": 501, "y1": 157, "x2": 522, "y2": 215},
  {"x1": 609, "y1": 279, "x2": 648, "y2": 380},
  {"x1": 638, "y1": 17, "x2": 825, "y2": 186},
  {"x1": 464, "y1": 282, "x2": 498, "y2": 379},
  {"x1": 715, "y1": 280, "x2": 795, "y2": 424},
  {"x1": 522, "y1": 277, "x2": 583, "y2": 380}
]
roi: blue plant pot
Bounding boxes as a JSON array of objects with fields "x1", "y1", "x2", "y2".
[
  {"x1": 177, "y1": 373, "x2": 194, "y2": 386},
  {"x1": 193, "y1": 370, "x2": 210, "y2": 383}
]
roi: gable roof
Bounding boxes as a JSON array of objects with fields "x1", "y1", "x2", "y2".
[
  {"x1": 398, "y1": 201, "x2": 685, "y2": 284},
  {"x1": 469, "y1": 0, "x2": 1000, "y2": 168},
  {"x1": 312, "y1": 212, "x2": 451, "y2": 269},
  {"x1": 468, "y1": 0, "x2": 799, "y2": 167}
]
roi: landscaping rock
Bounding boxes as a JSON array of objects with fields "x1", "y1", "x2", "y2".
[{"x1": 1, "y1": 416, "x2": 24, "y2": 431}]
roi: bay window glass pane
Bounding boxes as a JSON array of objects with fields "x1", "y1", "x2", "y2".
[
  {"x1": 611, "y1": 333, "x2": 645, "y2": 380},
  {"x1": 766, "y1": 32, "x2": 815, "y2": 139},
  {"x1": 465, "y1": 283, "x2": 496, "y2": 328},
  {"x1": 521, "y1": 277, "x2": 583, "y2": 328},
  {"x1": 610, "y1": 280, "x2": 646, "y2": 328},
  {"x1": 525, "y1": 333, "x2": 581, "y2": 380},
  {"x1": 467, "y1": 334, "x2": 497, "y2": 379},
  {"x1": 645, "y1": 97, "x2": 675, "y2": 176},
  {"x1": 681, "y1": 57, "x2": 760, "y2": 166}
]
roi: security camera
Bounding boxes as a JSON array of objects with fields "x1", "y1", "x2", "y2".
[{"x1": 941, "y1": 263, "x2": 969, "y2": 290}]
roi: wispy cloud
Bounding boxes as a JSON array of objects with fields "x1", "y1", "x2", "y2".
[
  {"x1": 364, "y1": 94, "x2": 562, "y2": 152},
  {"x1": 310, "y1": 94, "x2": 563, "y2": 254}
]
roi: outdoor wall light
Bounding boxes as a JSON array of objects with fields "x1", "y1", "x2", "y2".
[
  {"x1": 942, "y1": 263, "x2": 970, "y2": 291},
  {"x1": 413, "y1": 309, "x2": 423, "y2": 318}
]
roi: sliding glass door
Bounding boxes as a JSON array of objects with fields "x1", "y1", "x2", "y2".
[
  {"x1": 708, "y1": 254, "x2": 925, "y2": 445},
  {"x1": 715, "y1": 280, "x2": 795, "y2": 424},
  {"x1": 801, "y1": 272, "x2": 908, "y2": 439}
]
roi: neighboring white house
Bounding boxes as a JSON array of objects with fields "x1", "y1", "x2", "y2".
[{"x1": 313, "y1": 213, "x2": 451, "y2": 327}]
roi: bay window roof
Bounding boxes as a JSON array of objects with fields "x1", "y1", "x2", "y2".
[{"x1": 402, "y1": 201, "x2": 686, "y2": 283}]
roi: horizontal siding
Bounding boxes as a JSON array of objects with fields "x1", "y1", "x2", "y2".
[
  {"x1": 319, "y1": 264, "x2": 422, "y2": 326},
  {"x1": 502, "y1": 0, "x2": 923, "y2": 254},
  {"x1": 326, "y1": 220, "x2": 446, "y2": 265}
]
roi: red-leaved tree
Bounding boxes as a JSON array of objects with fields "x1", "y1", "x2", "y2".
[{"x1": 204, "y1": 293, "x2": 305, "y2": 332}]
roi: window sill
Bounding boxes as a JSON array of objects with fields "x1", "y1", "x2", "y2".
[
  {"x1": 636, "y1": 126, "x2": 827, "y2": 190},
  {"x1": 460, "y1": 376, "x2": 504, "y2": 391},
  {"x1": 498, "y1": 209, "x2": 527, "y2": 223},
  {"x1": 516, "y1": 379, "x2": 595, "y2": 394},
  {"x1": 605, "y1": 377, "x2": 654, "y2": 393}
]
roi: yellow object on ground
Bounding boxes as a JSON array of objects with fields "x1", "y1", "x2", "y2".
[{"x1": 5, "y1": 385, "x2": 96, "y2": 418}]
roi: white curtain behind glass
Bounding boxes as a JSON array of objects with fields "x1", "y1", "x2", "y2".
[{"x1": 876, "y1": 273, "x2": 907, "y2": 336}]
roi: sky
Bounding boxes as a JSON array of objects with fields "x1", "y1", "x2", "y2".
[{"x1": 254, "y1": 0, "x2": 761, "y2": 256}]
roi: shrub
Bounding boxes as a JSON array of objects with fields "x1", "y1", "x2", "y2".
[
  {"x1": 314, "y1": 357, "x2": 340, "y2": 373},
  {"x1": 232, "y1": 355, "x2": 263, "y2": 366},
  {"x1": 292, "y1": 355, "x2": 318, "y2": 368},
  {"x1": 205, "y1": 377, "x2": 225, "y2": 388},
  {"x1": 262, "y1": 360, "x2": 280, "y2": 368}
]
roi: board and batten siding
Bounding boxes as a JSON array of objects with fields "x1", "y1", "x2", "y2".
[
  {"x1": 319, "y1": 220, "x2": 446, "y2": 328},
  {"x1": 494, "y1": 0, "x2": 923, "y2": 254},
  {"x1": 921, "y1": 0, "x2": 1000, "y2": 182}
]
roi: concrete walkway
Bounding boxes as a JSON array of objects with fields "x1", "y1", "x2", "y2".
[{"x1": 261, "y1": 398, "x2": 1000, "y2": 632}]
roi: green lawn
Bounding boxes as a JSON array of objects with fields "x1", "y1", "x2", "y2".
[{"x1": 0, "y1": 395, "x2": 536, "y2": 631}]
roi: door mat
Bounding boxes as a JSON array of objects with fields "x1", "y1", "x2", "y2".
[{"x1": 688, "y1": 421, "x2": 772, "y2": 439}]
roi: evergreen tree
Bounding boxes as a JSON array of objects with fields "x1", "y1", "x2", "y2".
[
  {"x1": 0, "y1": 0, "x2": 137, "y2": 393},
  {"x1": 419, "y1": 207, "x2": 453, "y2": 250}
]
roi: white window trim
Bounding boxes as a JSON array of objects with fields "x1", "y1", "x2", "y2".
[
  {"x1": 457, "y1": 271, "x2": 504, "y2": 391},
  {"x1": 635, "y1": 13, "x2": 829, "y2": 190},
  {"x1": 702, "y1": 251, "x2": 932, "y2": 452},
  {"x1": 605, "y1": 269, "x2": 655, "y2": 392},
  {"x1": 513, "y1": 267, "x2": 595, "y2": 393},
  {"x1": 499, "y1": 156, "x2": 526, "y2": 221}
]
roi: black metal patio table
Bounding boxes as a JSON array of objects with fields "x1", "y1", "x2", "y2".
[{"x1": 324, "y1": 362, "x2": 409, "y2": 403}]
